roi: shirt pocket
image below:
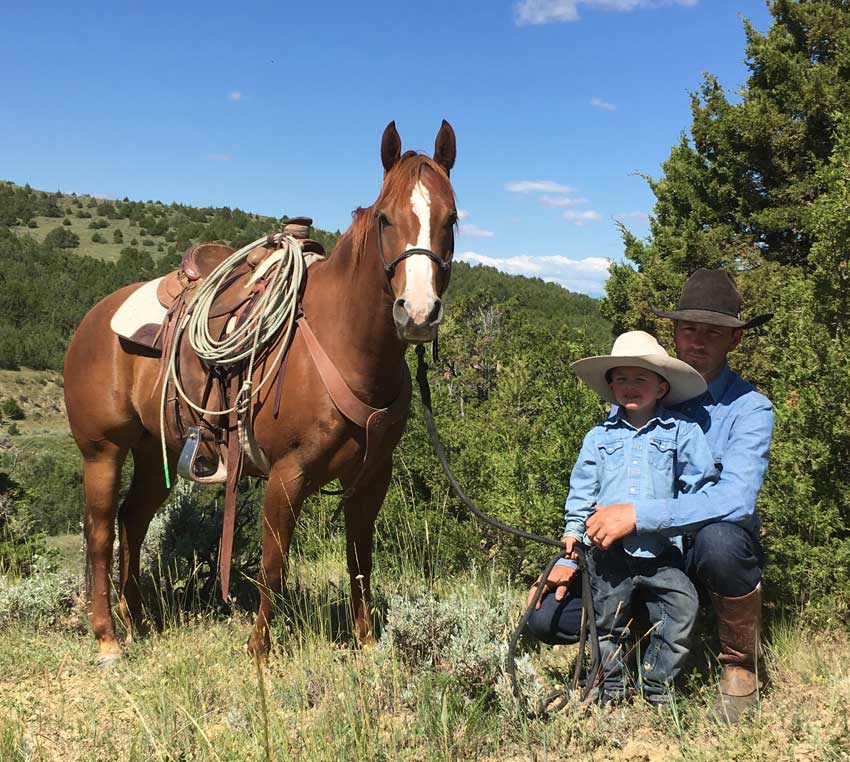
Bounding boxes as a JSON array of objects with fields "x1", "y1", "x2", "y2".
[
  {"x1": 648, "y1": 437, "x2": 676, "y2": 472},
  {"x1": 597, "y1": 439, "x2": 625, "y2": 469}
]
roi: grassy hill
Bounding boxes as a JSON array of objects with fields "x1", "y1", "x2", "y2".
[{"x1": 0, "y1": 180, "x2": 611, "y2": 373}]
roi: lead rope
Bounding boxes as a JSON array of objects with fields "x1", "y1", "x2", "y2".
[
  {"x1": 159, "y1": 234, "x2": 305, "y2": 487},
  {"x1": 414, "y1": 344, "x2": 601, "y2": 714}
]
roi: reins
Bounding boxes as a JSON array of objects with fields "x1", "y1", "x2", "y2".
[{"x1": 414, "y1": 344, "x2": 602, "y2": 713}]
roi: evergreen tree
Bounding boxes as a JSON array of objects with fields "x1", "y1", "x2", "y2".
[{"x1": 602, "y1": 0, "x2": 850, "y2": 620}]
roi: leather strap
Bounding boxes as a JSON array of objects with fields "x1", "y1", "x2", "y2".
[
  {"x1": 219, "y1": 373, "x2": 243, "y2": 602},
  {"x1": 297, "y1": 315, "x2": 411, "y2": 430},
  {"x1": 297, "y1": 315, "x2": 411, "y2": 495}
]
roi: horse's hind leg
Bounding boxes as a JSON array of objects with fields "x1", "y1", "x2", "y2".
[
  {"x1": 82, "y1": 444, "x2": 127, "y2": 665},
  {"x1": 343, "y1": 459, "x2": 393, "y2": 645},
  {"x1": 117, "y1": 435, "x2": 174, "y2": 643}
]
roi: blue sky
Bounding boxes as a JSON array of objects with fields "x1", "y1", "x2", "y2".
[{"x1": 1, "y1": 0, "x2": 773, "y2": 296}]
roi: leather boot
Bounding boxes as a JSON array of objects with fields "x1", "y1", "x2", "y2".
[{"x1": 709, "y1": 584, "x2": 765, "y2": 725}]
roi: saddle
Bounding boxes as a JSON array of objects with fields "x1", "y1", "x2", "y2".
[{"x1": 155, "y1": 217, "x2": 327, "y2": 318}]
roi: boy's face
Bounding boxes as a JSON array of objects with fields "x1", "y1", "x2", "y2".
[{"x1": 608, "y1": 366, "x2": 669, "y2": 414}]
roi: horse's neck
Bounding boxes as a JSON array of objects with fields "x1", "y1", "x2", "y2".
[{"x1": 301, "y1": 236, "x2": 407, "y2": 406}]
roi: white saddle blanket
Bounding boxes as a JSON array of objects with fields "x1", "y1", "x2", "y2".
[{"x1": 110, "y1": 277, "x2": 168, "y2": 344}]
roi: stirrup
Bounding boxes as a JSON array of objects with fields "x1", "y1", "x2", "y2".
[{"x1": 177, "y1": 427, "x2": 227, "y2": 483}]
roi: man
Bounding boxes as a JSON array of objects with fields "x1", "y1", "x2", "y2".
[{"x1": 527, "y1": 268, "x2": 773, "y2": 724}]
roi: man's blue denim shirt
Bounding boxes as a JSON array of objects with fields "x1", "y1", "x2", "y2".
[
  {"x1": 633, "y1": 363, "x2": 774, "y2": 537},
  {"x1": 562, "y1": 404, "x2": 718, "y2": 559}
]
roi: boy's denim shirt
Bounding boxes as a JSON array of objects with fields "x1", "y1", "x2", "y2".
[{"x1": 563, "y1": 404, "x2": 718, "y2": 558}]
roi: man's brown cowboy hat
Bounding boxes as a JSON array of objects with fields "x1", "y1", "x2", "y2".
[{"x1": 651, "y1": 268, "x2": 773, "y2": 329}]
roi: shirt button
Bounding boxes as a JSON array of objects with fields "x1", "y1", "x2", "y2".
[
  {"x1": 632, "y1": 460, "x2": 638, "y2": 465},
  {"x1": 630, "y1": 488, "x2": 636, "y2": 494}
]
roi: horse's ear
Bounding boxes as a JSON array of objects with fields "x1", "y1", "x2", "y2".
[
  {"x1": 381, "y1": 121, "x2": 402, "y2": 174},
  {"x1": 433, "y1": 119, "x2": 456, "y2": 175}
]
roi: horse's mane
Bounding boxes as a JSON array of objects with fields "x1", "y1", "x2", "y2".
[{"x1": 340, "y1": 151, "x2": 454, "y2": 261}]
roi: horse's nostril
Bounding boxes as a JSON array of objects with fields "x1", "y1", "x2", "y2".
[
  {"x1": 392, "y1": 298, "x2": 409, "y2": 326},
  {"x1": 428, "y1": 300, "x2": 444, "y2": 325}
]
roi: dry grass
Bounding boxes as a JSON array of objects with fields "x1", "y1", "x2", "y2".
[{"x1": 1, "y1": 566, "x2": 849, "y2": 762}]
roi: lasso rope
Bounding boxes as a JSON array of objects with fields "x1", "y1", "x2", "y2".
[{"x1": 160, "y1": 234, "x2": 305, "y2": 487}]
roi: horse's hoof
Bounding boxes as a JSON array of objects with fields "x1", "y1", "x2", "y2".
[
  {"x1": 96, "y1": 642, "x2": 122, "y2": 669},
  {"x1": 97, "y1": 652, "x2": 121, "y2": 669}
]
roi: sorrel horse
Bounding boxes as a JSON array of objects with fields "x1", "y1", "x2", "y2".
[{"x1": 64, "y1": 120, "x2": 457, "y2": 663}]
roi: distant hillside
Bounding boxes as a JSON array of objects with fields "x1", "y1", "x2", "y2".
[{"x1": 0, "y1": 181, "x2": 610, "y2": 370}]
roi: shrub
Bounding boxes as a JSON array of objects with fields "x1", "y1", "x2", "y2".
[
  {"x1": 91, "y1": 232, "x2": 104, "y2": 243},
  {"x1": 1, "y1": 398, "x2": 24, "y2": 420},
  {"x1": 26, "y1": 220, "x2": 37, "y2": 228},
  {"x1": 0, "y1": 472, "x2": 53, "y2": 576},
  {"x1": 383, "y1": 582, "x2": 516, "y2": 699},
  {"x1": 140, "y1": 479, "x2": 263, "y2": 605},
  {"x1": 43, "y1": 226, "x2": 79, "y2": 249},
  {"x1": 0, "y1": 569, "x2": 81, "y2": 628},
  {"x1": 62, "y1": 218, "x2": 71, "y2": 226}
]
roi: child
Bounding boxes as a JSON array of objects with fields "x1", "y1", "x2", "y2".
[{"x1": 563, "y1": 330, "x2": 718, "y2": 705}]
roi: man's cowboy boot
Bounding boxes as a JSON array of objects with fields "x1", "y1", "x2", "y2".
[{"x1": 710, "y1": 584, "x2": 764, "y2": 725}]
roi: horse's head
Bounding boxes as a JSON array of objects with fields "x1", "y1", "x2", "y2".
[{"x1": 373, "y1": 120, "x2": 457, "y2": 344}]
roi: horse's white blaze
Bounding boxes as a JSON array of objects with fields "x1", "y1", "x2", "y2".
[{"x1": 402, "y1": 180, "x2": 437, "y2": 324}]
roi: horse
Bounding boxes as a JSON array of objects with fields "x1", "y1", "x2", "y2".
[{"x1": 64, "y1": 120, "x2": 458, "y2": 663}]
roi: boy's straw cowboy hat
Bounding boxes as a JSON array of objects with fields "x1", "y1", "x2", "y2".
[
  {"x1": 651, "y1": 268, "x2": 773, "y2": 329},
  {"x1": 572, "y1": 331, "x2": 707, "y2": 406}
]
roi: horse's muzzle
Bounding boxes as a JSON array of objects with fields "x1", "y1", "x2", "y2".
[{"x1": 393, "y1": 297, "x2": 443, "y2": 343}]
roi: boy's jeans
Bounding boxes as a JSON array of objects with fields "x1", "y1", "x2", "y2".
[{"x1": 588, "y1": 544, "x2": 698, "y2": 700}]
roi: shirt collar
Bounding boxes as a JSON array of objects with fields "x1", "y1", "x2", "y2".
[
  {"x1": 706, "y1": 363, "x2": 735, "y2": 404},
  {"x1": 603, "y1": 404, "x2": 676, "y2": 429}
]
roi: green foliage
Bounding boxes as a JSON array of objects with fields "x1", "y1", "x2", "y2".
[
  {"x1": 0, "y1": 472, "x2": 52, "y2": 577},
  {"x1": 383, "y1": 582, "x2": 515, "y2": 699},
  {"x1": 1, "y1": 398, "x2": 24, "y2": 420},
  {"x1": 601, "y1": 0, "x2": 850, "y2": 620},
  {"x1": 0, "y1": 570, "x2": 79, "y2": 628},
  {"x1": 141, "y1": 479, "x2": 263, "y2": 605},
  {"x1": 42, "y1": 226, "x2": 79, "y2": 250},
  {"x1": 90, "y1": 232, "x2": 104, "y2": 243},
  {"x1": 11, "y1": 448, "x2": 83, "y2": 535}
]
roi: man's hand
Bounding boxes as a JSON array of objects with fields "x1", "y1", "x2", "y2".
[{"x1": 586, "y1": 503, "x2": 636, "y2": 549}]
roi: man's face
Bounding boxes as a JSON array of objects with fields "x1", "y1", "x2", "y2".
[{"x1": 674, "y1": 321, "x2": 743, "y2": 380}]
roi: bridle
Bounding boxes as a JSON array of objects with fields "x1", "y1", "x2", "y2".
[{"x1": 374, "y1": 209, "x2": 453, "y2": 292}]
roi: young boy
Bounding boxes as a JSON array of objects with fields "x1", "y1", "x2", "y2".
[{"x1": 563, "y1": 330, "x2": 718, "y2": 705}]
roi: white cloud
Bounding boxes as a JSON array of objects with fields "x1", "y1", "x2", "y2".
[
  {"x1": 563, "y1": 209, "x2": 602, "y2": 225},
  {"x1": 614, "y1": 211, "x2": 650, "y2": 225},
  {"x1": 459, "y1": 223, "x2": 495, "y2": 238},
  {"x1": 457, "y1": 208, "x2": 470, "y2": 220},
  {"x1": 539, "y1": 195, "x2": 589, "y2": 207},
  {"x1": 591, "y1": 97, "x2": 617, "y2": 111},
  {"x1": 505, "y1": 180, "x2": 577, "y2": 193},
  {"x1": 228, "y1": 91, "x2": 242, "y2": 102},
  {"x1": 514, "y1": 0, "x2": 697, "y2": 26},
  {"x1": 207, "y1": 153, "x2": 232, "y2": 161},
  {"x1": 458, "y1": 251, "x2": 611, "y2": 295}
]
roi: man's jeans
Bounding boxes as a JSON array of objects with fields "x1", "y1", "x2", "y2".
[
  {"x1": 526, "y1": 522, "x2": 763, "y2": 647},
  {"x1": 588, "y1": 545, "x2": 698, "y2": 698}
]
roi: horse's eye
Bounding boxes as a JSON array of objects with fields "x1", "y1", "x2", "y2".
[{"x1": 446, "y1": 211, "x2": 458, "y2": 227}]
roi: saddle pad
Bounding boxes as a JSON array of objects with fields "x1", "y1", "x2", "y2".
[{"x1": 110, "y1": 277, "x2": 168, "y2": 350}]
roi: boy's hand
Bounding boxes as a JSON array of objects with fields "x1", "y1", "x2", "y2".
[
  {"x1": 563, "y1": 534, "x2": 580, "y2": 561},
  {"x1": 586, "y1": 503, "x2": 636, "y2": 548},
  {"x1": 526, "y1": 563, "x2": 576, "y2": 609}
]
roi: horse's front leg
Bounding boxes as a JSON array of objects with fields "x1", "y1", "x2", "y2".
[
  {"x1": 343, "y1": 458, "x2": 393, "y2": 645},
  {"x1": 247, "y1": 464, "x2": 306, "y2": 659}
]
